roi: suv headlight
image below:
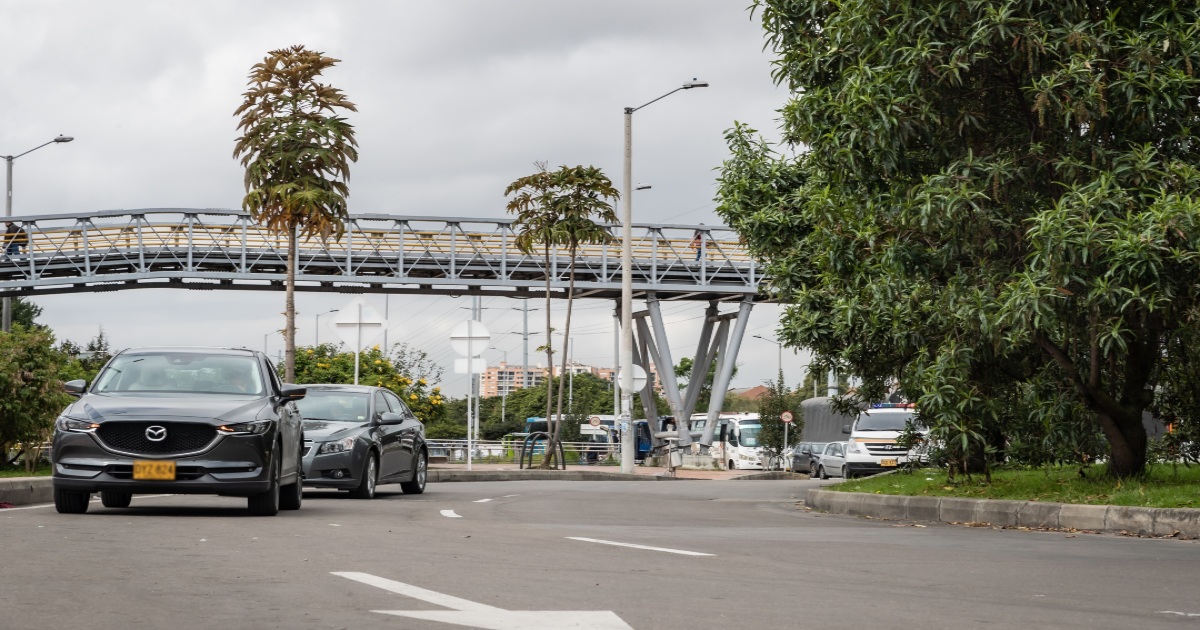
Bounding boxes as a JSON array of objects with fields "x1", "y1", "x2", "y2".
[
  {"x1": 318, "y1": 436, "x2": 356, "y2": 454},
  {"x1": 217, "y1": 420, "x2": 272, "y2": 435},
  {"x1": 846, "y1": 442, "x2": 864, "y2": 454},
  {"x1": 57, "y1": 417, "x2": 99, "y2": 433}
]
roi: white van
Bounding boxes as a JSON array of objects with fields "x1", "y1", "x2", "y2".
[
  {"x1": 690, "y1": 412, "x2": 763, "y2": 470},
  {"x1": 841, "y1": 403, "x2": 925, "y2": 477}
]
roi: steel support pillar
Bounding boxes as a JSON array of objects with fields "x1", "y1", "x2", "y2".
[{"x1": 699, "y1": 297, "x2": 755, "y2": 447}]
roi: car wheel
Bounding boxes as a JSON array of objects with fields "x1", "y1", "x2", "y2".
[
  {"x1": 280, "y1": 451, "x2": 303, "y2": 511},
  {"x1": 818, "y1": 465, "x2": 828, "y2": 480},
  {"x1": 54, "y1": 488, "x2": 90, "y2": 514},
  {"x1": 247, "y1": 455, "x2": 280, "y2": 516},
  {"x1": 350, "y1": 452, "x2": 378, "y2": 500},
  {"x1": 400, "y1": 450, "x2": 427, "y2": 495},
  {"x1": 841, "y1": 466, "x2": 848, "y2": 479},
  {"x1": 100, "y1": 491, "x2": 132, "y2": 508}
]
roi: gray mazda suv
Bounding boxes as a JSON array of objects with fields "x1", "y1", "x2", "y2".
[{"x1": 51, "y1": 347, "x2": 306, "y2": 516}]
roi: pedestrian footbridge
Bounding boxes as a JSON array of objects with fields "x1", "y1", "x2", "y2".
[{"x1": 0, "y1": 208, "x2": 761, "y2": 302}]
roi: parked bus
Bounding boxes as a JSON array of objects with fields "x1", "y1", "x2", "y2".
[{"x1": 689, "y1": 412, "x2": 764, "y2": 470}]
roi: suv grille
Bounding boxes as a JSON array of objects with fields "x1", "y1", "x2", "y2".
[
  {"x1": 863, "y1": 442, "x2": 907, "y2": 456},
  {"x1": 96, "y1": 421, "x2": 218, "y2": 456}
]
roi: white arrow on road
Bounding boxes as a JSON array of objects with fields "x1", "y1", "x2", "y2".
[{"x1": 333, "y1": 571, "x2": 634, "y2": 630}]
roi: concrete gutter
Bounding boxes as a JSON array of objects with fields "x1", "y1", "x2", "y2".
[{"x1": 806, "y1": 488, "x2": 1200, "y2": 539}]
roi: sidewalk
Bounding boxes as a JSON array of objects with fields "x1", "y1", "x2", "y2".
[{"x1": 429, "y1": 462, "x2": 797, "y2": 482}]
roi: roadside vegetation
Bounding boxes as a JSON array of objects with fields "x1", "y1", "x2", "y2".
[{"x1": 839, "y1": 466, "x2": 1200, "y2": 510}]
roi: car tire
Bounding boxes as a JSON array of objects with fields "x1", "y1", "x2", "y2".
[
  {"x1": 247, "y1": 455, "x2": 280, "y2": 516},
  {"x1": 841, "y1": 466, "x2": 848, "y2": 479},
  {"x1": 400, "y1": 450, "x2": 427, "y2": 495},
  {"x1": 280, "y1": 451, "x2": 303, "y2": 511},
  {"x1": 818, "y1": 465, "x2": 828, "y2": 480},
  {"x1": 350, "y1": 452, "x2": 378, "y2": 500},
  {"x1": 54, "y1": 488, "x2": 90, "y2": 514},
  {"x1": 100, "y1": 491, "x2": 133, "y2": 508}
]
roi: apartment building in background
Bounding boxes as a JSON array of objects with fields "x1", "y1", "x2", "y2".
[{"x1": 479, "y1": 361, "x2": 661, "y2": 398}]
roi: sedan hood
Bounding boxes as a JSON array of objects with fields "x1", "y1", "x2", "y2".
[
  {"x1": 66, "y1": 393, "x2": 270, "y2": 424},
  {"x1": 303, "y1": 420, "x2": 368, "y2": 441}
]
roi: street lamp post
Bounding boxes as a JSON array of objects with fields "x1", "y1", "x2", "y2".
[
  {"x1": 315, "y1": 308, "x2": 339, "y2": 346},
  {"x1": 3, "y1": 135, "x2": 74, "y2": 332},
  {"x1": 620, "y1": 79, "x2": 707, "y2": 474},
  {"x1": 753, "y1": 334, "x2": 784, "y2": 381}
]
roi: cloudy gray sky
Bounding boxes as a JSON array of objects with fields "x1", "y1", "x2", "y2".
[{"x1": 1, "y1": 0, "x2": 810, "y2": 397}]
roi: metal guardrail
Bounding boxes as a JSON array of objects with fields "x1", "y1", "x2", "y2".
[
  {"x1": 0, "y1": 209, "x2": 762, "y2": 301},
  {"x1": 426, "y1": 439, "x2": 620, "y2": 466}
]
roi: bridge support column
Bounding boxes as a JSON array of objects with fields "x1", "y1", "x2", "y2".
[{"x1": 699, "y1": 296, "x2": 754, "y2": 447}]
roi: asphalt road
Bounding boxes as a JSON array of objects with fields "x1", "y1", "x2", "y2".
[{"x1": 3, "y1": 479, "x2": 1198, "y2": 629}]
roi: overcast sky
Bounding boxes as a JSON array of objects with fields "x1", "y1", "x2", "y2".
[{"x1": 1, "y1": 0, "x2": 811, "y2": 398}]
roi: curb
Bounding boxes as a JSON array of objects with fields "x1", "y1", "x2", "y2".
[
  {"x1": 0, "y1": 477, "x2": 54, "y2": 506},
  {"x1": 806, "y1": 489, "x2": 1200, "y2": 539}
]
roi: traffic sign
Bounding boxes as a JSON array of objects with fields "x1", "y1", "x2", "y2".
[
  {"x1": 781, "y1": 411, "x2": 794, "y2": 424},
  {"x1": 617, "y1": 365, "x2": 647, "y2": 393},
  {"x1": 329, "y1": 297, "x2": 388, "y2": 348},
  {"x1": 450, "y1": 320, "x2": 490, "y2": 357},
  {"x1": 589, "y1": 416, "x2": 602, "y2": 427}
]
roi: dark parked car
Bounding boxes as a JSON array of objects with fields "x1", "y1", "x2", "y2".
[
  {"x1": 51, "y1": 347, "x2": 306, "y2": 516},
  {"x1": 792, "y1": 441, "x2": 828, "y2": 475},
  {"x1": 297, "y1": 384, "x2": 427, "y2": 499}
]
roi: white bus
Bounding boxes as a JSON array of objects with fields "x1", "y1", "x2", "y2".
[{"x1": 689, "y1": 412, "x2": 764, "y2": 470}]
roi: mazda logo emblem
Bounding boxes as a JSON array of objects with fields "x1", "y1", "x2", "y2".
[{"x1": 145, "y1": 425, "x2": 168, "y2": 442}]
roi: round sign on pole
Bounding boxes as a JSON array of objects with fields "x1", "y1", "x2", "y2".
[
  {"x1": 588, "y1": 415, "x2": 602, "y2": 427},
  {"x1": 450, "y1": 320, "x2": 491, "y2": 357},
  {"x1": 780, "y1": 411, "x2": 794, "y2": 424},
  {"x1": 617, "y1": 365, "x2": 647, "y2": 393}
]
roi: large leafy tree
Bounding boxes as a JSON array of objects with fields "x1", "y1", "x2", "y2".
[
  {"x1": 719, "y1": 1, "x2": 1200, "y2": 478},
  {"x1": 0, "y1": 325, "x2": 72, "y2": 471},
  {"x1": 292, "y1": 343, "x2": 445, "y2": 423},
  {"x1": 234, "y1": 45, "x2": 358, "y2": 382},
  {"x1": 505, "y1": 164, "x2": 619, "y2": 467}
]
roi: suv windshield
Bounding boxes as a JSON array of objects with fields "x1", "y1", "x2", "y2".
[
  {"x1": 854, "y1": 411, "x2": 915, "y2": 431},
  {"x1": 92, "y1": 352, "x2": 265, "y2": 396},
  {"x1": 295, "y1": 391, "x2": 370, "y2": 423}
]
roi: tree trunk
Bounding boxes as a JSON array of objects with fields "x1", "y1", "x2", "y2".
[
  {"x1": 1096, "y1": 406, "x2": 1148, "y2": 478},
  {"x1": 539, "y1": 242, "x2": 557, "y2": 469},
  {"x1": 284, "y1": 227, "x2": 297, "y2": 383},
  {"x1": 549, "y1": 247, "x2": 578, "y2": 469}
]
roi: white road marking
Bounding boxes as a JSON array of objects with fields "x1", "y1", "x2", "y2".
[
  {"x1": 473, "y1": 498, "x2": 493, "y2": 503},
  {"x1": 333, "y1": 571, "x2": 634, "y2": 630},
  {"x1": 1159, "y1": 611, "x2": 1200, "y2": 617},
  {"x1": 566, "y1": 537, "x2": 714, "y2": 557},
  {"x1": 502, "y1": 494, "x2": 521, "y2": 498},
  {"x1": 440, "y1": 509, "x2": 462, "y2": 518},
  {"x1": 2, "y1": 494, "x2": 175, "y2": 511}
]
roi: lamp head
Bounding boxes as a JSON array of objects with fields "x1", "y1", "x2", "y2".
[
  {"x1": 53, "y1": 136, "x2": 74, "y2": 143},
  {"x1": 682, "y1": 78, "x2": 709, "y2": 89}
]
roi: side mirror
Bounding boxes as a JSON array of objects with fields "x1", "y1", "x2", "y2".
[
  {"x1": 278, "y1": 384, "x2": 307, "y2": 401},
  {"x1": 842, "y1": 424, "x2": 851, "y2": 434},
  {"x1": 64, "y1": 379, "x2": 87, "y2": 396},
  {"x1": 378, "y1": 412, "x2": 403, "y2": 426}
]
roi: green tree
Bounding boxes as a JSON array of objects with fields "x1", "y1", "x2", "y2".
[
  {"x1": 57, "y1": 328, "x2": 113, "y2": 385},
  {"x1": 674, "y1": 355, "x2": 736, "y2": 412},
  {"x1": 234, "y1": 45, "x2": 358, "y2": 383},
  {"x1": 505, "y1": 164, "x2": 619, "y2": 467},
  {"x1": 13, "y1": 297, "x2": 42, "y2": 329},
  {"x1": 719, "y1": 1, "x2": 1200, "y2": 478},
  {"x1": 0, "y1": 325, "x2": 72, "y2": 472},
  {"x1": 757, "y1": 375, "x2": 802, "y2": 467}
]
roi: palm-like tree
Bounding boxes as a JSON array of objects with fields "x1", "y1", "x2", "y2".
[
  {"x1": 505, "y1": 164, "x2": 619, "y2": 468},
  {"x1": 233, "y1": 45, "x2": 358, "y2": 382}
]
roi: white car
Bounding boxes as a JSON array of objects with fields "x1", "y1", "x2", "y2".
[{"x1": 813, "y1": 442, "x2": 848, "y2": 479}]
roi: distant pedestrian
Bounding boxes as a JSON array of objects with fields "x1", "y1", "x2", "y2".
[
  {"x1": 689, "y1": 224, "x2": 705, "y2": 261},
  {"x1": 4, "y1": 222, "x2": 23, "y2": 256}
]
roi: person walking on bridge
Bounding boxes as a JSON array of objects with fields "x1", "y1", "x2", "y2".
[{"x1": 4, "y1": 221, "x2": 27, "y2": 257}]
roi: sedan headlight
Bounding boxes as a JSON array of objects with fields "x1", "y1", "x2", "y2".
[
  {"x1": 318, "y1": 436, "x2": 356, "y2": 454},
  {"x1": 217, "y1": 420, "x2": 272, "y2": 435},
  {"x1": 56, "y1": 417, "x2": 99, "y2": 433}
]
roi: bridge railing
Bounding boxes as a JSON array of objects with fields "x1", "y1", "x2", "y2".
[{"x1": 0, "y1": 209, "x2": 759, "y2": 294}]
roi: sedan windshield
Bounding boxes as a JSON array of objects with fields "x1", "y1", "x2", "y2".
[
  {"x1": 92, "y1": 353, "x2": 265, "y2": 396},
  {"x1": 296, "y1": 391, "x2": 370, "y2": 422}
]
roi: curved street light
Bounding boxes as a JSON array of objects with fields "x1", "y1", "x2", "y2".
[
  {"x1": 3, "y1": 134, "x2": 75, "y2": 331},
  {"x1": 620, "y1": 79, "x2": 708, "y2": 473}
]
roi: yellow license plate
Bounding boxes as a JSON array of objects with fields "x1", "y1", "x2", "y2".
[
  {"x1": 133, "y1": 460, "x2": 176, "y2": 480},
  {"x1": 881, "y1": 459, "x2": 898, "y2": 467}
]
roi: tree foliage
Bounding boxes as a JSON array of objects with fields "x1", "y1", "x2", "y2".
[
  {"x1": 757, "y1": 375, "x2": 803, "y2": 466},
  {"x1": 720, "y1": 1, "x2": 1200, "y2": 478},
  {"x1": 233, "y1": 45, "x2": 358, "y2": 382},
  {"x1": 0, "y1": 325, "x2": 73, "y2": 472}
]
